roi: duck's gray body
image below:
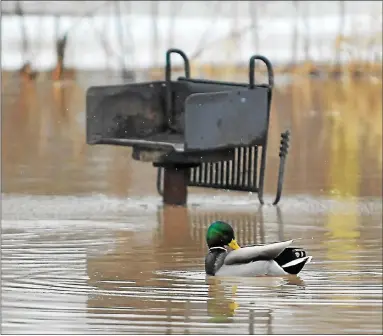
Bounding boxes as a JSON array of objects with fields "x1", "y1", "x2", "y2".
[{"x1": 205, "y1": 240, "x2": 312, "y2": 277}]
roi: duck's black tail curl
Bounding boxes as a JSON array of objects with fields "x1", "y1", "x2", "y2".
[{"x1": 274, "y1": 247, "x2": 312, "y2": 275}]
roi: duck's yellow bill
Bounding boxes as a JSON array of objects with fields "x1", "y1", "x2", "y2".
[{"x1": 228, "y1": 239, "x2": 240, "y2": 250}]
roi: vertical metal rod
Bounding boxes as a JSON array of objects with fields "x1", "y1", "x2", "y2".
[
  {"x1": 210, "y1": 162, "x2": 215, "y2": 184},
  {"x1": 242, "y1": 147, "x2": 247, "y2": 187},
  {"x1": 194, "y1": 166, "x2": 200, "y2": 183},
  {"x1": 195, "y1": 165, "x2": 200, "y2": 184},
  {"x1": 247, "y1": 146, "x2": 254, "y2": 188},
  {"x1": 236, "y1": 147, "x2": 241, "y2": 186},
  {"x1": 242, "y1": 147, "x2": 246, "y2": 187},
  {"x1": 241, "y1": 147, "x2": 246, "y2": 187},
  {"x1": 201, "y1": 162, "x2": 205, "y2": 184},
  {"x1": 253, "y1": 146, "x2": 258, "y2": 190},
  {"x1": 237, "y1": 147, "x2": 242, "y2": 187},
  {"x1": 224, "y1": 161, "x2": 229, "y2": 187},
  {"x1": 233, "y1": 149, "x2": 237, "y2": 186},
  {"x1": 218, "y1": 160, "x2": 223, "y2": 185},
  {"x1": 248, "y1": 147, "x2": 254, "y2": 187},
  {"x1": 230, "y1": 157, "x2": 235, "y2": 187},
  {"x1": 190, "y1": 166, "x2": 195, "y2": 183},
  {"x1": 203, "y1": 162, "x2": 208, "y2": 184},
  {"x1": 213, "y1": 161, "x2": 218, "y2": 185},
  {"x1": 215, "y1": 163, "x2": 219, "y2": 185}
]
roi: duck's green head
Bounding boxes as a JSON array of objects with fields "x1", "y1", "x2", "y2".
[{"x1": 206, "y1": 221, "x2": 240, "y2": 250}]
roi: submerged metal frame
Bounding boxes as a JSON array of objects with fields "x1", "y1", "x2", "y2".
[
  {"x1": 156, "y1": 51, "x2": 290, "y2": 205},
  {"x1": 86, "y1": 48, "x2": 290, "y2": 206}
]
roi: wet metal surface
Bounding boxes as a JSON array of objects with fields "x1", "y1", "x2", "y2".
[{"x1": 1, "y1": 75, "x2": 382, "y2": 334}]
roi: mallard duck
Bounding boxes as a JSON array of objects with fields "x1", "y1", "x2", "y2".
[{"x1": 205, "y1": 221, "x2": 312, "y2": 277}]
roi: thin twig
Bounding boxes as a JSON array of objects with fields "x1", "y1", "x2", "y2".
[
  {"x1": 168, "y1": 2, "x2": 184, "y2": 48},
  {"x1": 119, "y1": 1, "x2": 135, "y2": 66},
  {"x1": 291, "y1": 1, "x2": 299, "y2": 66},
  {"x1": 189, "y1": 1, "x2": 224, "y2": 60},
  {"x1": 190, "y1": 21, "x2": 258, "y2": 62},
  {"x1": 249, "y1": 1, "x2": 259, "y2": 53}
]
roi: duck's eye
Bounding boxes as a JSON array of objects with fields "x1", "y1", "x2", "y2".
[{"x1": 223, "y1": 235, "x2": 231, "y2": 244}]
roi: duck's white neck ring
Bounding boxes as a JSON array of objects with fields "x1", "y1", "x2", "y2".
[{"x1": 209, "y1": 246, "x2": 226, "y2": 251}]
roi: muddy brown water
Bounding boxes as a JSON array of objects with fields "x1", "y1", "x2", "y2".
[{"x1": 1, "y1": 74, "x2": 382, "y2": 334}]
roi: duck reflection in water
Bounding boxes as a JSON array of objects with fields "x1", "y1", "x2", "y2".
[
  {"x1": 206, "y1": 275, "x2": 305, "y2": 318},
  {"x1": 207, "y1": 277, "x2": 240, "y2": 322},
  {"x1": 206, "y1": 274, "x2": 306, "y2": 335}
]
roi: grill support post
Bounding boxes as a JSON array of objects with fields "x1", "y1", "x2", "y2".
[{"x1": 162, "y1": 165, "x2": 189, "y2": 206}]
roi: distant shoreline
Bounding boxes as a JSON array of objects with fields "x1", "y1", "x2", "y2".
[
  {"x1": 2, "y1": 61, "x2": 382, "y2": 84},
  {"x1": 2, "y1": 12, "x2": 381, "y2": 71}
]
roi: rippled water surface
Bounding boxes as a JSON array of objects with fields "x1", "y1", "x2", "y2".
[{"x1": 2, "y1": 75, "x2": 383, "y2": 334}]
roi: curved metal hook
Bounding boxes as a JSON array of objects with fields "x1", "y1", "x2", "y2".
[
  {"x1": 249, "y1": 55, "x2": 274, "y2": 88},
  {"x1": 165, "y1": 48, "x2": 191, "y2": 82},
  {"x1": 165, "y1": 48, "x2": 191, "y2": 130}
]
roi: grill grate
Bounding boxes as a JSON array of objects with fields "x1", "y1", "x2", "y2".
[{"x1": 188, "y1": 145, "x2": 259, "y2": 192}]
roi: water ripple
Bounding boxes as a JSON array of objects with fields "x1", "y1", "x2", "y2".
[{"x1": 2, "y1": 196, "x2": 382, "y2": 334}]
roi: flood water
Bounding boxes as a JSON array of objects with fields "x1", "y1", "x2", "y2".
[{"x1": 1, "y1": 73, "x2": 382, "y2": 334}]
